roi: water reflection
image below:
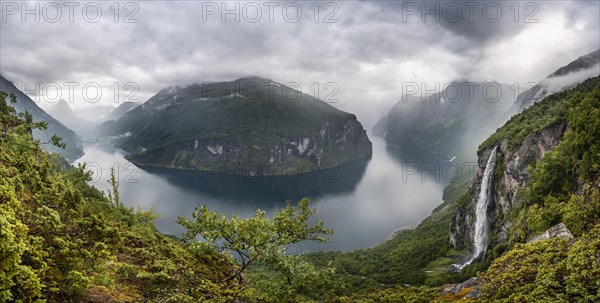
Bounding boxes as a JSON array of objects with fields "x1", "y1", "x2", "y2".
[
  {"x1": 140, "y1": 155, "x2": 371, "y2": 206},
  {"x1": 386, "y1": 143, "x2": 448, "y2": 165},
  {"x1": 75, "y1": 138, "x2": 446, "y2": 251}
]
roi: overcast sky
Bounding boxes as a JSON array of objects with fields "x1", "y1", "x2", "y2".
[{"x1": 1, "y1": 0, "x2": 599, "y2": 128}]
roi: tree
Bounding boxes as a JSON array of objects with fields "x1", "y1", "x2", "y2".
[
  {"x1": 178, "y1": 198, "x2": 335, "y2": 301},
  {"x1": 1, "y1": 90, "x2": 243, "y2": 302},
  {"x1": 105, "y1": 166, "x2": 120, "y2": 207}
]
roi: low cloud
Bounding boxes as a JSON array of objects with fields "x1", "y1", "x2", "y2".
[{"x1": 0, "y1": 0, "x2": 598, "y2": 127}]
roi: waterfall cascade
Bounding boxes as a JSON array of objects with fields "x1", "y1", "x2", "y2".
[{"x1": 457, "y1": 146, "x2": 498, "y2": 269}]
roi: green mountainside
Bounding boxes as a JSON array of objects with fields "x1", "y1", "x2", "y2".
[
  {"x1": 101, "y1": 102, "x2": 138, "y2": 123},
  {"x1": 308, "y1": 76, "x2": 600, "y2": 302},
  {"x1": 0, "y1": 75, "x2": 83, "y2": 161},
  {"x1": 0, "y1": 92, "x2": 245, "y2": 302},
  {"x1": 98, "y1": 77, "x2": 372, "y2": 175},
  {"x1": 1, "y1": 75, "x2": 598, "y2": 302}
]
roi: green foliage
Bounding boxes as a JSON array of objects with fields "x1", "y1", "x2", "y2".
[
  {"x1": 105, "y1": 166, "x2": 121, "y2": 207},
  {"x1": 328, "y1": 285, "x2": 439, "y2": 303},
  {"x1": 178, "y1": 198, "x2": 335, "y2": 302},
  {"x1": 564, "y1": 224, "x2": 600, "y2": 301},
  {"x1": 563, "y1": 187, "x2": 600, "y2": 236},
  {"x1": 519, "y1": 78, "x2": 600, "y2": 236},
  {"x1": 112, "y1": 77, "x2": 371, "y2": 174},
  {"x1": 475, "y1": 224, "x2": 600, "y2": 303},
  {"x1": 480, "y1": 77, "x2": 599, "y2": 152},
  {"x1": 478, "y1": 238, "x2": 572, "y2": 302},
  {"x1": 49, "y1": 135, "x2": 66, "y2": 149},
  {"x1": 0, "y1": 92, "x2": 245, "y2": 302}
]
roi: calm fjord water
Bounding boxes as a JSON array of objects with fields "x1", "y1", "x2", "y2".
[{"x1": 75, "y1": 138, "x2": 446, "y2": 252}]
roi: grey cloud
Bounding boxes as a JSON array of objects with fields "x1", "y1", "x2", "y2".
[
  {"x1": 0, "y1": 0, "x2": 598, "y2": 128},
  {"x1": 372, "y1": 1, "x2": 528, "y2": 43}
]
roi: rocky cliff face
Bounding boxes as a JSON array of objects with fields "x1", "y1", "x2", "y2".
[
  {"x1": 449, "y1": 122, "x2": 567, "y2": 251},
  {"x1": 111, "y1": 77, "x2": 372, "y2": 175},
  {"x1": 126, "y1": 117, "x2": 371, "y2": 175}
]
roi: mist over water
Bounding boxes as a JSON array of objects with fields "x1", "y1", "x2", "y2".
[{"x1": 76, "y1": 138, "x2": 446, "y2": 251}]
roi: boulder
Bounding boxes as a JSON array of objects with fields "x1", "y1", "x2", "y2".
[{"x1": 527, "y1": 223, "x2": 573, "y2": 244}]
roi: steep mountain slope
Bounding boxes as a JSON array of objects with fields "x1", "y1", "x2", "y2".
[
  {"x1": 300, "y1": 166, "x2": 473, "y2": 290},
  {"x1": 374, "y1": 81, "x2": 516, "y2": 161},
  {"x1": 371, "y1": 115, "x2": 387, "y2": 138},
  {"x1": 0, "y1": 75, "x2": 83, "y2": 160},
  {"x1": 101, "y1": 101, "x2": 138, "y2": 122},
  {"x1": 0, "y1": 93, "x2": 246, "y2": 302},
  {"x1": 299, "y1": 76, "x2": 600, "y2": 303},
  {"x1": 47, "y1": 99, "x2": 92, "y2": 132},
  {"x1": 101, "y1": 77, "x2": 372, "y2": 175},
  {"x1": 451, "y1": 76, "x2": 600, "y2": 269},
  {"x1": 510, "y1": 49, "x2": 599, "y2": 113}
]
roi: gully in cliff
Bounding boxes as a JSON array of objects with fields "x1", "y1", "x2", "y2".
[{"x1": 456, "y1": 146, "x2": 498, "y2": 270}]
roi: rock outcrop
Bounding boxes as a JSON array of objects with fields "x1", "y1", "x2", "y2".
[
  {"x1": 450, "y1": 122, "x2": 567, "y2": 251},
  {"x1": 440, "y1": 277, "x2": 482, "y2": 299},
  {"x1": 126, "y1": 117, "x2": 372, "y2": 175},
  {"x1": 527, "y1": 223, "x2": 574, "y2": 244}
]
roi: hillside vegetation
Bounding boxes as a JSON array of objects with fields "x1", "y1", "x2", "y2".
[
  {"x1": 486, "y1": 76, "x2": 600, "y2": 241},
  {"x1": 1, "y1": 76, "x2": 598, "y2": 302},
  {"x1": 302, "y1": 77, "x2": 600, "y2": 301},
  {"x1": 0, "y1": 75, "x2": 83, "y2": 161},
  {"x1": 0, "y1": 91, "x2": 246, "y2": 302},
  {"x1": 99, "y1": 77, "x2": 372, "y2": 175},
  {"x1": 0, "y1": 89, "x2": 344, "y2": 303}
]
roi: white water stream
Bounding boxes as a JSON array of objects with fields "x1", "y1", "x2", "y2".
[{"x1": 458, "y1": 146, "x2": 498, "y2": 269}]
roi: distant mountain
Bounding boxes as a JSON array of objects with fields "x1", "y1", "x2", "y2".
[
  {"x1": 100, "y1": 77, "x2": 372, "y2": 175},
  {"x1": 78, "y1": 105, "x2": 115, "y2": 122},
  {"x1": 510, "y1": 49, "x2": 600, "y2": 113},
  {"x1": 101, "y1": 101, "x2": 138, "y2": 122},
  {"x1": 374, "y1": 81, "x2": 516, "y2": 161},
  {"x1": 0, "y1": 75, "x2": 83, "y2": 161},
  {"x1": 47, "y1": 100, "x2": 134, "y2": 136},
  {"x1": 47, "y1": 99, "x2": 92, "y2": 132},
  {"x1": 371, "y1": 115, "x2": 387, "y2": 138}
]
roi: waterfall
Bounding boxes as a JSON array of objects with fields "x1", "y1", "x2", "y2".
[{"x1": 457, "y1": 146, "x2": 498, "y2": 269}]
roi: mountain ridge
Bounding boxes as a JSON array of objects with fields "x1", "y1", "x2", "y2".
[
  {"x1": 99, "y1": 77, "x2": 373, "y2": 175},
  {"x1": 0, "y1": 75, "x2": 83, "y2": 160},
  {"x1": 510, "y1": 49, "x2": 600, "y2": 113},
  {"x1": 374, "y1": 80, "x2": 517, "y2": 162}
]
